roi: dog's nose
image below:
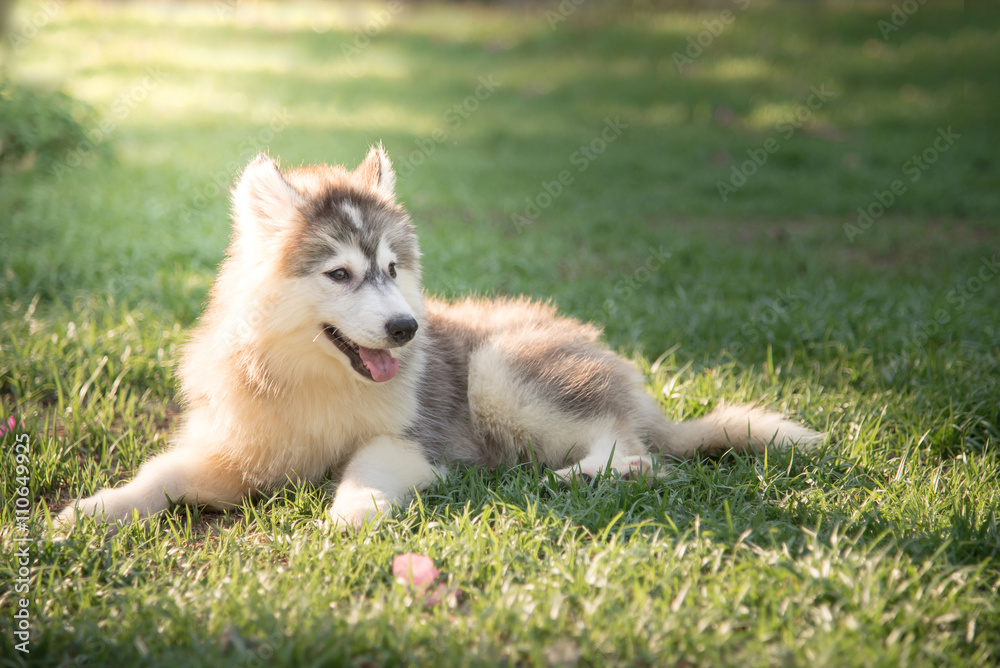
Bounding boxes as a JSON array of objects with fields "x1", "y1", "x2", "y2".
[{"x1": 386, "y1": 316, "x2": 418, "y2": 344}]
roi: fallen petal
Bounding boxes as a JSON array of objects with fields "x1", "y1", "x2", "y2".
[{"x1": 392, "y1": 553, "x2": 440, "y2": 590}]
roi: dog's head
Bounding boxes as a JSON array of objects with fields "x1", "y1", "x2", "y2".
[{"x1": 222, "y1": 146, "x2": 423, "y2": 383}]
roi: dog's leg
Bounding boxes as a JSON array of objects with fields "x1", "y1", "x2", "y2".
[
  {"x1": 327, "y1": 436, "x2": 442, "y2": 530},
  {"x1": 55, "y1": 447, "x2": 249, "y2": 529},
  {"x1": 550, "y1": 428, "x2": 655, "y2": 482}
]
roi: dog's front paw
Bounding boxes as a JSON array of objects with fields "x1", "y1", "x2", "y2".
[
  {"x1": 51, "y1": 504, "x2": 80, "y2": 538},
  {"x1": 54, "y1": 494, "x2": 105, "y2": 526},
  {"x1": 54, "y1": 503, "x2": 79, "y2": 526},
  {"x1": 52, "y1": 493, "x2": 122, "y2": 537},
  {"x1": 53, "y1": 489, "x2": 146, "y2": 529},
  {"x1": 326, "y1": 492, "x2": 391, "y2": 530}
]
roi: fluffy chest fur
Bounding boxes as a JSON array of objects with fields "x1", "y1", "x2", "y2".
[{"x1": 178, "y1": 315, "x2": 425, "y2": 487}]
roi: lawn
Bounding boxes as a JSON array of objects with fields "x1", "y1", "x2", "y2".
[{"x1": 1, "y1": 0, "x2": 999, "y2": 665}]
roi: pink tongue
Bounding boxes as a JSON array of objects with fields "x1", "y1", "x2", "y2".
[{"x1": 358, "y1": 346, "x2": 399, "y2": 382}]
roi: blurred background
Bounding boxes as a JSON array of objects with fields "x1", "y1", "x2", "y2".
[
  {"x1": 0, "y1": 0, "x2": 995, "y2": 355},
  {"x1": 3, "y1": 6, "x2": 998, "y2": 662}
]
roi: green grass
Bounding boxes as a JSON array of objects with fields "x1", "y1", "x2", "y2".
[{"x1": 2, "y1": 0, "x2": 999, "y2": 665}]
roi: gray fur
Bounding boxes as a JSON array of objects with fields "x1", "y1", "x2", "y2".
[
  {"x1": 55, "y1": 146, "x2": 821, "y2": 533},
  {"x1": 285, "y1": 192, "x2": 419, "y2": 279},
  {"x1": 274, "y1": 153, "x2": 819, "y2": 469},
  {"x1": 408, "y1": 297, "x2": 643, "y2": 466}
]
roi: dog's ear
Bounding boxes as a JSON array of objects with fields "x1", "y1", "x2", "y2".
[
  {"x1": 356, "y1": 143, "x2": 396, "y2": 201},
  {"x1": 233, "y1": 154, "x2": 302, "y2": 237}
]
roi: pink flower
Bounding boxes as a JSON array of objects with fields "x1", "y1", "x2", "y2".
[
  {"x1": 392, "y1": 553, "x2": 452, "y2": 606},
  {"x1": 393, "y1": 553, "x2": 440, "y2": 589},
  {"x1": 0, "y1": 416, "x2": 24, "y2": 436}
]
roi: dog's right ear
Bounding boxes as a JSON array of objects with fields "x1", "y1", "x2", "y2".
[
  {"x1": 356, "y1": 143, "x2": 396, "y2": 202},
  {"x1": 232, "y1": 154, "x2": 302, "y2": 238}
]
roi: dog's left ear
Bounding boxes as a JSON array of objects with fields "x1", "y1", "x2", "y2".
[
  {"x1": 233, "y1": 154, "x2": 303, "y2": 238},
  {"x1": 356, "y1": 144, "x2": 396, "y2": 202}
]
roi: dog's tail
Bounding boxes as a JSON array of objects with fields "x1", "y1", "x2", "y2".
[{"x1": 644, "y1": 403, "x2": 822, "y2": 459}]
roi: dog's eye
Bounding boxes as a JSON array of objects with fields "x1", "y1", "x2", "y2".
[
  {"x1": 388, "y1": 262, "x2": 397, "y2": 279},
  {"x1": 326, "y1": 268, "x2": 350, "y2": 282}
]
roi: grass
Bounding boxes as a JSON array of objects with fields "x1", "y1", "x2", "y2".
[{"x1": 1, "y1": 0, "x2": 999, "y2": 665}]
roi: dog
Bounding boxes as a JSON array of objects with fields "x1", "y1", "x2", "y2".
[{"x1": 56, "y1": 146, "x2": 820, "y2": 530}]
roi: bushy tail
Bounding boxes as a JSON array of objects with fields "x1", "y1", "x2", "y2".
[{"x1": 647, "y1": 404, "x2": 822, "y2": 459}]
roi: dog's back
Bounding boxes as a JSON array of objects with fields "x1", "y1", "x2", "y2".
[{"x1": 56, "y1": 146, "x2": 820, "y2": 532}]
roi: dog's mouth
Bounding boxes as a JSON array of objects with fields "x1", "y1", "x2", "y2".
[{"x1": 322, "y1": 325, "x2": 399, "y2": 382}]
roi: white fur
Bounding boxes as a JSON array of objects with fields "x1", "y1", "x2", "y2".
[
  {"x1": 327, "y1": 436, "x2": 443, "y2": 528},
  {"x1": 319, "y1": 245, "x2": 370, "y2": 282},
  {"x1": 660, "y1": 404, "x2": 821, "y2": 457},
  {"x1": 375, "y1": 238, "x2": 396, "y2": 274},
  {"x1": 550, "y1": 426, "x2": 647, "y2": 482},
  {"x1": 467, "y1": 346, "x2": 645, "y2": 470},
  {"x1": 55, "y1": 147, "x2": 822, "y2": 534},
  {"x1": 56, "y1": 149, "x2": 428, "y2": 532},
  {"x1": 314, "y1": 245, "x2": 417, "y2": 351},
  {"x1": 340, "y1": 201, "x2": 365, "y2": 230}
]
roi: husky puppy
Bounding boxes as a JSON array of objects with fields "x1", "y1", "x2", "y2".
[{"x1": 56, "y1": 146, "x2": 819, "y2": 530}]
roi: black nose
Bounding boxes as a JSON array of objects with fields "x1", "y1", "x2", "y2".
[{"x1": 386, "y1": 316, "x2": 418, "y2": 344}]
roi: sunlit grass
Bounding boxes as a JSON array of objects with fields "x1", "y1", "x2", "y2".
[{"x1": 1, "y1": 0, "x2": 998, "y2": 665}]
